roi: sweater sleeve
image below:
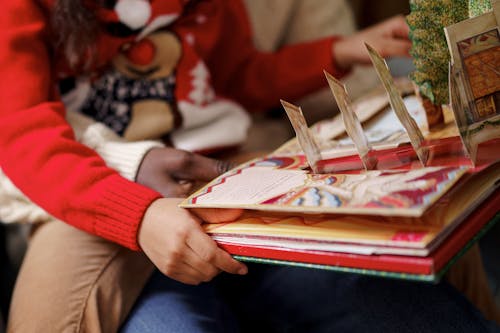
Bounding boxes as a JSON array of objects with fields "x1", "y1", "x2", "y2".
[
  {"x1": 207, "y1": 0, "x2": 349, "y2": 111},
  {"x1": 0, "y1": 0, "x2": 162, "y2": 250},
  {"x1": 0, "y1": 112, "x2": 163, "y2": 226}
]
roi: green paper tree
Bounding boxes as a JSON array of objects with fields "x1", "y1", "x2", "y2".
[
  {"x1": 469, "y1": 0, "x2": 492, "y2": 17},
  {"x1": 407, "y1": 0, "x2": 469, "y2": 107}
]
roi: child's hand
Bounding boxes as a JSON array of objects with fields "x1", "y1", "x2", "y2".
[
  {"x1": 191, "y1": 207, "x2": 244, "y2": 224},
  {"x1": 333, "y1": 15, "x2": 411, "y2": 70},
  {"x1": 139, "y1": 198, "x2": 248, "y2": 285},
  {"x1": 136, "y1": 147, "x2": 232, "y2": 197}
]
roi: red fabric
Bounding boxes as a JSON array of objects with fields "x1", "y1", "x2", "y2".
[
  {"x1": 171, "y1": 0, "x2": 346, "y2": 110},
  {"x1": 125, "y1": 39, "x2": 156, "y2": 66},
  {"x1": 0, "y1": 0, "x2": 347, "y2": 250}
]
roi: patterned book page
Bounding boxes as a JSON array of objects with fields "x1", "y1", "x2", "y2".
[
  {"x1": 181, "y1": 156, "x2": 468, "y2": 217},
  {"x1": 199, "y1": 163, "x2": 499, "y2": 254}
]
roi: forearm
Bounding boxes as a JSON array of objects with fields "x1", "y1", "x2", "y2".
[
  {"x1": 213, "y1": 37, "x2": 348, "y2": 111},
  {"x1": 206, "y1": 0, "x2": 349, "y2": 111}
]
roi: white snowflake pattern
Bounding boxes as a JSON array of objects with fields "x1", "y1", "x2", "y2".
[
  {"x1": 115, "y1": 102, "x2": 128, "y2": 116},
  {"x1": 185, "y1": 33, "x2": 196, "y2": 46},
  {"x1": 188, "y1": 61, "x2": 215, "y2": 105}
]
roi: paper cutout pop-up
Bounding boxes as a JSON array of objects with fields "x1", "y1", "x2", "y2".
[
  {"x1": 280, "y1": 100, "x2": 322, "y2": 173},
  {"x1": 324, "y1": 70, "x2": 377, "y2": 170},
  {"x1": 365, "y1": 43, "x2": 429, "y2": 166},
  {"x1": 445, "y1": 0, "x2": 500, "y2": 164}
]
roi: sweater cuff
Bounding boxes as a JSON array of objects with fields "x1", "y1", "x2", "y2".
[
  {"x1": 97, "y1": 141, "x2": 164, "y2": 181},
  {"x1": 94, "y1": 175, "x2": 162, "y2": 250}
]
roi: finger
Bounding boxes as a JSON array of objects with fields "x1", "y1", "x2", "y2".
[
  {"x1": 213, "y1": 247, "x2": 248, "y2": 275},
  {"x1": 177, "y1": 180, "x2": 194, "y2": 193},
  {"x1": 166, "y1": 263, "x2": 210, "y2": 285},
  {"x1": 154, "y1": 178, "x2": 192, "y2": 197},
  {"x1": 192, "y1": 208, "x2": 244, "y2": 223},
  {"x1": 378, "y1": 39, "x2": 412, "y2": 58},
  {"x1": 176, "y1": 153, "x2": 233, "y2": 181},
  {"x1": 392, "y1": 21, "x2": 410, "y2": 40},
  {"x1": 384, "y1": 15, "x2": 410, "y2": 40},
  {"x1": 368, "y1": 15, "x2": 409, "y2": 41},
  {"x1": 186, "y1": 229, "x2": 247, "y2": 275},
  {"x1": 183, "y1": 247, "x2": 221, "y2": 281}
]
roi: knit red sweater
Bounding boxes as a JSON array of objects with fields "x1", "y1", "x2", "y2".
[{"x1": 0, "y1": 0, "x2": 345, "y2": 250}]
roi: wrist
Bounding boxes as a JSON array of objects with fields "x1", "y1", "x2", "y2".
[
  {"x1": 137, "y1": 197, "x2": 165, "y2": 251},
  {"x1": 332, "y1": 37, "x2": 354, "y2": 72},
  {"x1": 137, "y1": 197, "x2": 183, "y2": 251}
]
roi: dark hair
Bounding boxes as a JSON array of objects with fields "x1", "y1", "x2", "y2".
[{"x1": 52, "y1": 0, "x2": 103, "y2": 68}]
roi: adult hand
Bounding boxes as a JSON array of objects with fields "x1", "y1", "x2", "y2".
[
  {"x1": 136, "y1": 147, "x2": 232, "y2": 197},
  {"x1": 139, "y1": 198, "x2": 248, "y2": 285},
  {"x1": 333, "y1": 15, "x2": 411, "y2": 70}
]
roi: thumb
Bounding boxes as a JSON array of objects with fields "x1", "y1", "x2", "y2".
[
  {"x1": 176, "y1": 154, "x2": 234, "y2": 182},
  {"x1": 191, "y1": 208, "x2": 244, "y2": 223},
  {"x1": 153, "y1": 177, "x2": 193, "y2": 198},
  {"x1": 378, "y1": 39, "x2": 412, "y2": 58}
]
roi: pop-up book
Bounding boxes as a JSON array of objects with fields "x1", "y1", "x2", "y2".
[{"x1": 181, "y1": 30, "x2": 500, "y2": 282}]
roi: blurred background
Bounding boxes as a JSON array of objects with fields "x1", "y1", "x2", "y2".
[
  {"x1": 242, "y1": 0, "x2": 414, "y2": 153},
  {"x1": 350, "y1": 0, "x2": 410, "y2": 28}
]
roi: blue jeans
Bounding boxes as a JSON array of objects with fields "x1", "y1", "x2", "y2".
[
  {"x1": 480, "y1": 221, "x2": 500, "y2": 305},
  {"x1": 121, "y1": 264, "x2": 500, "y2": 333}
]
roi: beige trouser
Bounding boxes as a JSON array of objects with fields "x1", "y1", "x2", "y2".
[
  {"x1": 447, "y1": 244, "x2": 500, "y2": 324},
  {"x1": 7, "y1": 219, "x2": 500, "y2": 332},
  {"x1": 7, "y1": 221, "x2": 154, "y2": 333},
  {"x1": 5, "y1": 151, "x2": 266, "y2": 333}
]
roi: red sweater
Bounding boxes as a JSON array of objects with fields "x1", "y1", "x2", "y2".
[{"x1": 0, "y1": 0, "x2": 345, "y2": 250}]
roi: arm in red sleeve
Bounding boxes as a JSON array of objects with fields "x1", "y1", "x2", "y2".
[
  {"x1": 0, "y1": 0, "x2": 161, "y2": 250},
  {"x1": 207, "y1": 0, "x2": 349, "y2": 111}
]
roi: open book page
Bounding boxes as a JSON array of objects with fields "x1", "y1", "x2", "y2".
[
  {"x1": 200, "y1": 162, "x2": 499, "y2": 257},
  {"x1": 302, "y1": 77, "x2": 416, "y2": 143},
  {"x1": 181, "y1": 157, "x2": 468, "y2": 217}
]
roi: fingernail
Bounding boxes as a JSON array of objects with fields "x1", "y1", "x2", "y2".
[{"x1": 238, "y1": 266, "x2": 248, "y2": 275}]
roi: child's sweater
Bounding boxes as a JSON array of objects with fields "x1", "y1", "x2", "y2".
[{"x1": 0, "y1": 0, "x2": 346, "y2": 250}]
